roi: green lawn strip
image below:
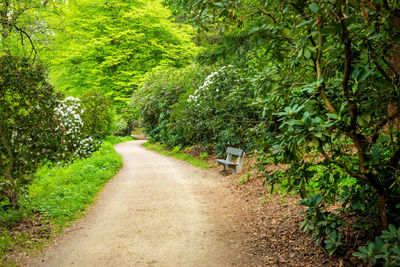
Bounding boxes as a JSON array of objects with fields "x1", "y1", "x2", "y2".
[
  {"x1": 142, "y1": 141, "x2": 213, "y2": 169},
  {"x1": 29, "y1": 141, "x2": 123, "y2": 226},
  {"x1": 0, "y1": 136, "x2": 132, "y2": 264}
]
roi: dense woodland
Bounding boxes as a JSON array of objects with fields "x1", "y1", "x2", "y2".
[{"x1": 1, "y1": 0, "x2": 400, "y2": 265}]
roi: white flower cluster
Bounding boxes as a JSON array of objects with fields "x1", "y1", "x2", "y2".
[
  {"x1": 55, "y1": 97, "x2": 84, "y2": 142},
  {"x1": 74, "y1": 136, "x2": 101, "y2": 158},
  {"x1": 54, "y1": 97, "x2": 98, "y2": 160},
  {"x1": 188, "y1": 65, "x2": 238, "y2": 103}
]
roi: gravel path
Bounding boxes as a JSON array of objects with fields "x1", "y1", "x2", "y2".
[{"x1": 29, "y1": 140, "x2": 251, "y2": 266}]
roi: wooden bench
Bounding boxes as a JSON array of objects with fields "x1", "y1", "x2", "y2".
[{"x1": 216, "y1": 147, "x2": 245, "y2": 174}]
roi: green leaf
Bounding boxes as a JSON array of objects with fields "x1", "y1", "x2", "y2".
[
  {"x1": 352, "y1": 252, "x2": 368, "y2": 259},
  {"x1": 309, "y1": 3, "x2": 320, "y2": 13},
  {"x1": 298, "y1": 48, "x2": 303, "y2": 57},
  {"x1": 361, "y1": 113, "x2": 371, "y2": 123},
  {"x1": 357, "y1": 115, "x2": 366, "y2": 127},
  {"x1": 304, "y1": 48, "x2": 311, "y2": 59},
  {"x1": 326, "y1": 113, "x2": 338, "y2": 120},
  {"x1": 213, "y1": 2, "x2": 224, "y2": 8},
  {"x1": 296, "y1": 18, "x2": 316, "y2": 28},
  {"x1": 389, "y1": 224, "x2": 397, "y2": 235},
  {"x1": 359, "y1": 246, "x2": 369, "y2": 254}
]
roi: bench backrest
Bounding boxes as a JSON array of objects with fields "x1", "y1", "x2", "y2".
[{"x1": 226, "y1": 147, "x2": 243, "y2": 157}]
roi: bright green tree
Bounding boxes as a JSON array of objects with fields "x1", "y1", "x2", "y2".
[{"x1": 45, "y1": 0, "x2": 198, "y2": 110}]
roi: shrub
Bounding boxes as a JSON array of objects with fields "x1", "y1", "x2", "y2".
[
  {"x1": 54, "y1": 96, "x2": 101, "y2": 161},
  {"x1": 132, "y1": 64, "x2": 211, "y2": 145},
  {"x1": 81, "y1": 90, "x2": 114, "y2": 139},
  {"x1": 0, "y1": 54, "x2": 62, "y2": 205},
  {"x1": 171, "y1": 65, "x2": 258, "y2": 154},
  {"x1": 353, "y1": 224, "x2": 400, "y2": 266},
  {"x1": 113, "y1": 108, "x2": 135, "y2": 137}
]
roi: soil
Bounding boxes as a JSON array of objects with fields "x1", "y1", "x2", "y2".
[{"x1": 19, "y1": 140, "x2": 363, "y2": 266}]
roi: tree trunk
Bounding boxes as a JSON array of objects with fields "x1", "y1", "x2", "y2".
[
  {"x1": 378, "y1": 194, "x2": 388, "y2": 230},
  {"x1": 389, "y1": 16, "x2": 400, "y2": 77}
]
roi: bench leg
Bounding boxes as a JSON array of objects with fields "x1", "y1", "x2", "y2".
[{"x1": 232, "y1": 166, "x2": 237, "y2": 174}]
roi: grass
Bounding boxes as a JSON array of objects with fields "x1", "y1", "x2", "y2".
[
  {"x1": 142, "y1": 141, "x2": 213, "y2": 169},
  {"x1": 28, "y1": 141, "x2": 123, "y2": 226},
  {"x1": 0, "y1": 136, "x2": 130, "y2": 264}
]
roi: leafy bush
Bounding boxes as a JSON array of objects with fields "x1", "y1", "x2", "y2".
[
  {"x1": 300, "y1": 194, "x2": 346, "y2": 256},
  {"x1": 353, "y1": 224, "x2": 400, "y2": 266},
  {"x1": 81, "y1": 90, "x2": 114, "y2": 139},
  {"x1": 132, "y1": 65, "x2": 211, "y2": 145},
  {"x1": 113, "y1": 108, "x2": 135, "y2": 137},
  {"x1": 173, "y1": 65, "x2": 260, "y2": 154},
  {"x1": 0, "y1": 54, "x2": 62, "y2": 205},
  {"x1": 133, "y1": 64, "x2": 260, "y2": 155},
  {"x1": 0, "y1": 55, "x2": 102, "y2": 207},
  {"x1": 54, "y1": 96, "x2": 100, "y2": 161}
]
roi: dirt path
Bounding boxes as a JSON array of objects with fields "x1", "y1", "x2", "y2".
[{"x1": 28, "y1": 140, "x2": 253, "y2": 266}]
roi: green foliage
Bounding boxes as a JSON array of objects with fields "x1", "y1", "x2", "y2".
[
  {"x1": 200, "y1": 152, "x2": 209, "y2": 159},
  {"x1": 54, "y1": 96, "x2": 101, "y2": 161},
  {"x1": 353, "y1": 224, "x2": 400, "y2": 266},
  {"x1": 172, "y1": 65, "x2": 258, "y2": 154},
  {"x1": 0, "y1": 0, "x2": 61, "y2": 57},
  {"x1": 134, "y1": 64, "x2": 260, "y2": 155},
  {"x1": 103, "y1": 136, "x2": 134, "y2": 145},
  {"x1": 132, "y1": 64, "x2": 211, "y2": 145},
  {"x1": 0, "y1": 137, "x2": 127, "y2": 262},
  {"x1": 0, "y1": 54, "x2": 62, "y2": 205},
  {"x1": 168, "y1": 0, "x2": 400, "y2": 245},
  {"x1": 45, "y1": 0, "x2": 198, "y2": 110},
  {"x1": 29, "y1": 140, "x2": 122, "y2": 225},
  {"x1": 81, "y1": 90, "x2": 114, "y2": 139},
  {"x1": 238, "y1": 171, "x2": 251, "y2": 184},
  {"x1": 300, "y1": 194, "x2": 346, "y2": 256},
  {"x1": 158, "y1": 1, "x2": 400, "y2": 257}
]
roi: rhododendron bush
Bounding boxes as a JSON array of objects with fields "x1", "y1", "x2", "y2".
[
  {"x1": 0, "y1": 55, "x2": 99, "y2": 206},
  {"x1": 132, "y1": 65, "x2": 258, "y2": 153},
  {"x1": 54, "y1": 97, "x2": 101, "y2": 161},
  {"x1": 0, "y1": 55, "x2": 62, "y2": 205}
]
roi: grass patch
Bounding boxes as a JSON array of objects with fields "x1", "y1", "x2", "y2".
[
  {"x1": 29, "y1": 141, "x2": 122, "y2": 226},
  {"x1": 0, "y1": 136, "x2": 129, "y2": 264},
  {"x1": 143, "y1": 141, "x2": 213, "y2": 169}
]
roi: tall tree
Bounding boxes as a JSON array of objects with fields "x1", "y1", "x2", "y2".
[{"x1": 44, "y1": 0, "x2": 198, "y2": 109}]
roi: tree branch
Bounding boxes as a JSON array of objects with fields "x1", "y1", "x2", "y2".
[
  {"x1": 319, "y1": 146, "x2": 368, "y2": 182},
  {"x1": 14, "y1": 25, "x2": 37, "y2": 61},
  {"x1": 315, "y1": 29, "x2": 337, "y2": 114}
]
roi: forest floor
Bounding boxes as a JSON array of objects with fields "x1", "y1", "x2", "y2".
[{"x1": 20, "y1": 140, "x2": 360, "y2": 266}]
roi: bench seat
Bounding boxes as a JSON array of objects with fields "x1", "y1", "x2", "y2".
[
  {"x1": 216, "y1": 147, "x2": 245, "y2": 174},
  {"x1": 216, "y1": 159, "x2": 238, "y2": 166}
]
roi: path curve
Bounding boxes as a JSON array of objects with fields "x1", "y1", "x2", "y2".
[{"x1": 29, "y1": 140, "x2": 250, "y2": 266}]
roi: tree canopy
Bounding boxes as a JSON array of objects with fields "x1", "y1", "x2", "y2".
[{"x1": 43, "y1": 0, "x2": 198, "y2": 109}]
